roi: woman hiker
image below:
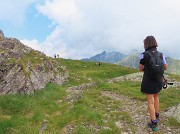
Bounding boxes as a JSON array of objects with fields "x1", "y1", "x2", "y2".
[{"x1": 139, "y1": 36, "x2": 167, "y2": 131}]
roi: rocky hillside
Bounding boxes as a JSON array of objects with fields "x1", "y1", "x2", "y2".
[{"x1": 0, "y1": 30, "x2": 69, "y2": 95}]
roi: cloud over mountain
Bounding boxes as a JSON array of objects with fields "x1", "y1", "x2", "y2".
[{"x1": 1, "y1": 0, "x2": 180, "y2": 59}]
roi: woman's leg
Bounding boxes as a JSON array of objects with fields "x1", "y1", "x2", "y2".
[
  {"x1": 146, "y1": 94, "x2": 156, "y2": 120},
  {"x1": 153, "y1": 93, "x2": 159, "y2": 113}
]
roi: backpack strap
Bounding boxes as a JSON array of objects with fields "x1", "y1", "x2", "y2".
[
  {"x1": 146, "y1": 51, "x2": 161, "y2": 57},
  {"x1": 146, "y1": 51, "x2": 153, "y2": 57}
]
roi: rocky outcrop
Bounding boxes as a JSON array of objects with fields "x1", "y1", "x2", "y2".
[
  {"x1": 65, "y1": 82, "x2": 97, "y2": 102},
  {"x1": 0, "y1": 29, "x2": 5, "y2": 38},
  {"x1": 0, "y1": 30, "x2": 69, "y2": 95},
  {"x1": 108, "y1": 72, "x2": 143, "y2": 83},
  {"x1": 164, "y1": 104, "x2": 180, "y2": 123}
]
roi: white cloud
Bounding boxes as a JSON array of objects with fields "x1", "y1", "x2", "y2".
[
  {"x1": 21, "y1": 39, "x2": 41, "y2": 51},
  {"x1": 0, "y1": 0, "x2": 38, "y2": 25},
  {"x1": 36, "y1": 0, "x2": 180, "y2": 59},
  {"x1": 3, "y1": 0, "x2": 180, "y2": 59},
  {"x1": 36, "y1": 0, "x2": 82, "y2": 24}
]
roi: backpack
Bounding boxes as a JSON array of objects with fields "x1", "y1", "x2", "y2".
[{"x1": 146, "y1": 50, "x2": 164, "y2": 81}]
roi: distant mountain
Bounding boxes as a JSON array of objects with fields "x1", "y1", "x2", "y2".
[
  {"x1": 165, "y1": 57, "x2": 180, "y2": 74},
  {"x1": 82, "y1": 50, "x2": 180, "y2": 75},
  {"x1": 116, "y1": 50, "x2": 140, "y2": 69},
  {"x1": 116, "y1": 52, "x2": 140, "y2": 69},
  {"x1": 82, "y1": 51, "x2": 126, "y2": 64},
  {"x1": 117, "y1": 52, "x2": 180, "y2": 75}
]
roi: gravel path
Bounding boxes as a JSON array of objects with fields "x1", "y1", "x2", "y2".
[
  {"x1": 64, "y1": 72, "x2": 180, "y2": 133},
  {"x1": 101, "y1": 90, "x2": 180, "y2": 134}
]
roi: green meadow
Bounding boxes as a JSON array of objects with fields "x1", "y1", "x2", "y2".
[{"x1": 0, "y1": 59, "x2": 179, "y2": 134}]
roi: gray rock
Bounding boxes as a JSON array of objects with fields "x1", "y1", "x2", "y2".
[
  {"x1": 174, "y1": 104, "x2": 180, "y2": 123},
  {"x1": 0, "y1": 30, "x2": 69, "y2": 95},
  {"x1": 0, "y1": 29, "x2": 5, "y2": 38},
  {"x1": 108, "y1": 72, "x2": 143, "y2": 83},
  {"x1": 65, "y1": 82, "x2": 97, "y2": 102},
  {"x1": 164, "y1": 104, "x2": 180, "y2": 123}
]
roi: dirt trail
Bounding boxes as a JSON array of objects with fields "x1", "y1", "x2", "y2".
[
  {"x1": 65, "y1": 72, "x2": 180, "y2": 133},
  {"x1": 106, "y1": 72, "x2": 180, "y2": 133},
  {"x1": 102, "y1": 90, "x2": 180, "y2": 134}
]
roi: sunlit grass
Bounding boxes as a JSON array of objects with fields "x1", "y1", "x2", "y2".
[
  {"x1": 58, "y1": 59, "x2": 138, "y2": 84},
  {"x1": 0, "y1": 58, "x2": 179, "y2": 133}
]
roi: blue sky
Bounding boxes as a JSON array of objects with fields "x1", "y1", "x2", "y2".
[
  {"x1": 0, "y1": 0, "x2": 53, "y2": 41},
  {"x1": 0, "y1": 0, "x2": 180, "y2": 60}
]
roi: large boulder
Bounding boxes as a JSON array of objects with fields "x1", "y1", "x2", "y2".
[
  {"x1": 164, "y1": 104, "x2": 180, "y2": 123},
  {"x1": 0, "y1": 30, "x2": 69, "y2": 95}
]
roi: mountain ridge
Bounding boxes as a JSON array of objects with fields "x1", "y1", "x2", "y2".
[
  {"x1": 82, "y1": 51, "x2": 126, "y2": 64},
  {"x1": 82, "y1": 50, "x2": 180, "y2": 75}
]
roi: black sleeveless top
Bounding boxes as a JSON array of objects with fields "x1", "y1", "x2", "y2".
[{"x1": 140, "y1": 47, "x2": 163, "y2": 94}]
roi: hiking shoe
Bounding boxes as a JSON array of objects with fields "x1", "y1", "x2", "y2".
[
  {"x1": 148, "y1": 120, "x2": 158, "y2": 131},
  {"x1": 156, "y1": 114, "x2": 159, "y2": 123}
]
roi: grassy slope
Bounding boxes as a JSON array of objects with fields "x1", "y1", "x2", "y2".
[{"x1": 0, "y1": 59, "x2": 179, "y2": 133}]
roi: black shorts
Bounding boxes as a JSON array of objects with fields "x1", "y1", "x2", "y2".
[{"x1": 141, "y1": 73, "x2": 162, "y2": 94}]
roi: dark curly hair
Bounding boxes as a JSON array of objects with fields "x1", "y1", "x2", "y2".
[{"x1": 144, "y1": 36, "x2": 158, "y2": 49}]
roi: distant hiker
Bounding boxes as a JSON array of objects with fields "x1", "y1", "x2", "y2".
[
  {"x1": 139, "y1": 36, "x2": 167, "y2": 131},
  {"x1": 54, "y1": 54, "x2": 56, "y2": 58},
  {"x1": 99, "y1": 62, "x2": 101, "y2": 66},
  {"x1": 57, "y1": 54, "x2": 59, "y2": 58}
]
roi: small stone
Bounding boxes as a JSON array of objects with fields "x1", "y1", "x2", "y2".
[
  {"x1": 122, "y1": 132, "x2": 128, "y2": 134},
  {"x1": 167, "y1": 127, "x2": 171, "y2": 132}
]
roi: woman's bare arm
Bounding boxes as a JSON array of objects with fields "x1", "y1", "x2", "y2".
[
  {"x1": 139, "y1": 64, "x2": 144, "y2": 71},
  {"x1": 164, "y1": 64, "x2": 167, "y2": 70}
]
